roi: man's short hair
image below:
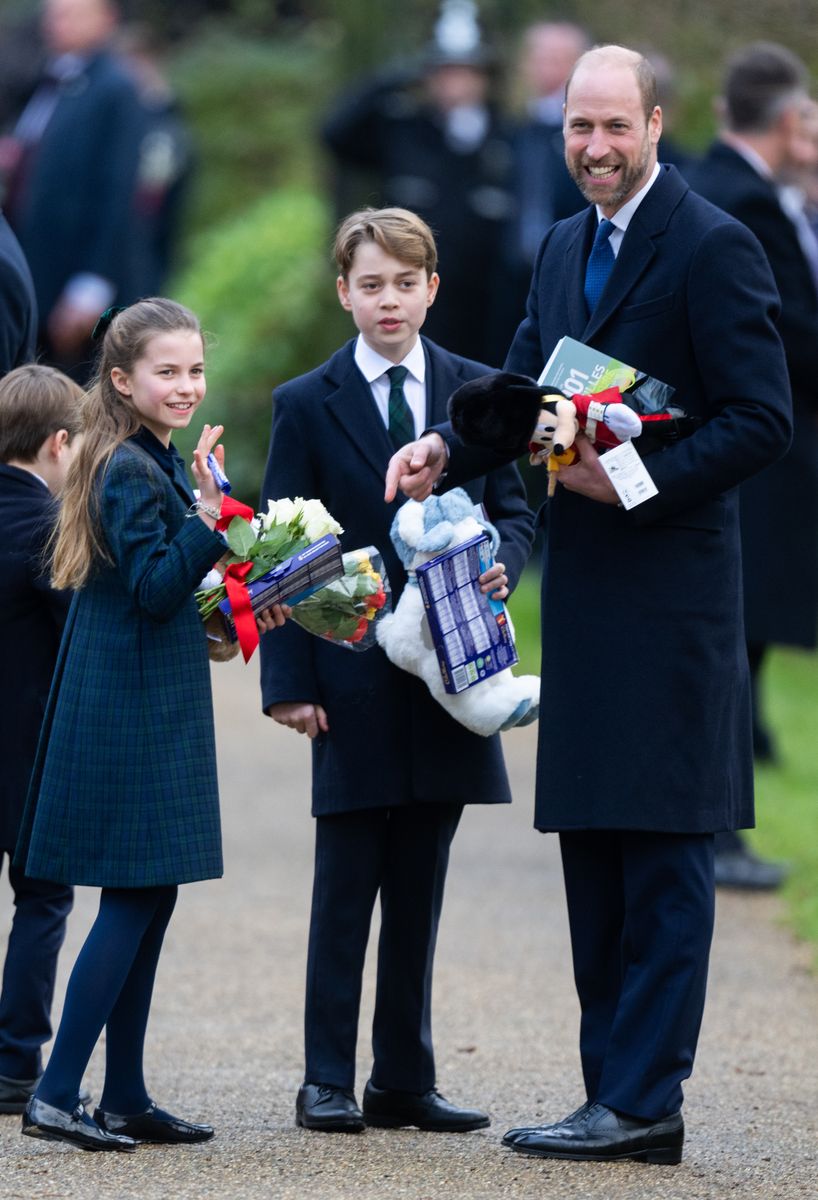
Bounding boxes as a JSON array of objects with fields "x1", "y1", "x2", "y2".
[
  {"x1": 0, "y1": 364, "x2": 83, "y2": 463},
  {"x1": 723, "y1": 42, "x2": 809, "y2": 133},
  {"x1": 566, "y1": 45, "x2": 658, "y2": 122},
  {"x1": 334, "y1": 207, "x2": 438, "y2": 279}
]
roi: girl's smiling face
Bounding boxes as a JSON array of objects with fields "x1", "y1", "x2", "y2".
[{"x1": 111, "y1": 329, "x2": 206, "y2": 445}]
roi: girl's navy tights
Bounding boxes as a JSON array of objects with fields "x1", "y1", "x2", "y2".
[{"x1": 36, "y1": 884, "x2": 178, "y2": 1114}]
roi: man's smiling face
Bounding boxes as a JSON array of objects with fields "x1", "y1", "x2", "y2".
[{"x1": 564, "y1": 58, "x2": 662, "y2": 216}]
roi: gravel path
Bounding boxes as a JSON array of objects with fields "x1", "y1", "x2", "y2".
[{"x1": 1, "y1": 655, "x2": 816, "y2": 1199}]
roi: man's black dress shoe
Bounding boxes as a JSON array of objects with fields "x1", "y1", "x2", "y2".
[
  {"x1": 295, "y1": 1084, "x2": 364, "y2": 1133},
  {"x1": 94, "y1": 1101, "x2": 214, "y2": 1144},
  {"x1": 21, "y1": 1097, "x2": 137, "y2": 1152},
  {"x1": 505, "y1": 1102, "x2": 683, "y2": 1164},
  {"x1": 0, "y1": 1074, "x2": 91, "y2": 1115},
  {"x1": 362, "y1": 1081, "x2": 489, "y2": 1132},
  {"x1": 714, "y1": 846, "x2": 788, "y2": 891},
  {"x1": 502, "y1": 1101, "x2": 592, "y2": 1146}
]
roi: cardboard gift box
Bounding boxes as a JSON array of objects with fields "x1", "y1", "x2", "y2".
[
  {"x1": 415, "y1": 534, "x2": 518, "y2": 694},
  {"x1": 217, "y1": 534, "x2": 344, "y2": 643}
]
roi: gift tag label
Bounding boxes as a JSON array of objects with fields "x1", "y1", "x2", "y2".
[{"x1": 599, "y1": 441, "x2": 658, "y2": 509}]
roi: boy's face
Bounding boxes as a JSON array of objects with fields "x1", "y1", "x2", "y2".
[{"x1": 337, "y1": 241, "x2": 439, "y2": 364}]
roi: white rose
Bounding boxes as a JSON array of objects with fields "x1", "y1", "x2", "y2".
[
  {"x1": 301, "y1": 497, "x2": 344, "y2": 541},
  {"x1": 263, "y1": 496, "x2": 299, "y2": 529}
]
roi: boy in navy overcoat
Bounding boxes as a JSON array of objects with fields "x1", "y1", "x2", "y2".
[
  {"x1": 259, "y1": 208, "x2": 533, "y2": 1133},
  {"x1": 0, "y1": 365, "x2": 81, "y2": 1110}
]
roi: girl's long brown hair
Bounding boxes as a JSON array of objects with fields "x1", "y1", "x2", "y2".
[{"x1": 51, "y1": 297, "x2": 202, "y2": 590}]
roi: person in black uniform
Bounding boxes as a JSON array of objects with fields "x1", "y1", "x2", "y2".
[{"x1": 321, "y1": 5, "x2": 515, "y2": 366}]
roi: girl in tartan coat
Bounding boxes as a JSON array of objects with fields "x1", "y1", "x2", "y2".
[{"x1": 15, "y1": 299, "x2": 286, "y2": 1152}]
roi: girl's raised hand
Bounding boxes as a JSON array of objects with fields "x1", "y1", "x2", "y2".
[{"x1": 191, "y1": 423, "x2": 225, "y2": 511}]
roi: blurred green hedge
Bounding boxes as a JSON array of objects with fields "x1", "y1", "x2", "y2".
[{"x1": 172, "y1": 185, "x2": 349, "y2": 500}]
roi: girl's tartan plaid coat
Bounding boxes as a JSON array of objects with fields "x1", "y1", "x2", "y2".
[{"x1": 16, "y1": 427, "x2": 227, "y2": 887}]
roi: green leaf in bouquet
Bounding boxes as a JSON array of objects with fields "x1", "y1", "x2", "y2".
[
  {"x1": 256, "y1": 523, "x2": 292, "y2": 557},
  {"x1": 332, "y1": 613, "x2": 362, "y2": 640},
  {"x1": 226, "y1": 516, "x2": 258, "y2": 559}
]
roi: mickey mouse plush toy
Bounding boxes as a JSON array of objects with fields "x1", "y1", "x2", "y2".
[{"x1": 448, "y1": 372, "x2": 696, "y2": 494}]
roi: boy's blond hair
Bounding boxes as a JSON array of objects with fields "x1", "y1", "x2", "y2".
[{"x1": 334, "y1": 207, "x2": 438, "y2": 278}]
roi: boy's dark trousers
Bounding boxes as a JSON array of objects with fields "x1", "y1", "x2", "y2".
[
  {"x1": 304, "y1": 802, "x2": 462, "y2": 1092},
  {"x1": 0, "y1": 850, "x2": 73, "y2": 1081}
]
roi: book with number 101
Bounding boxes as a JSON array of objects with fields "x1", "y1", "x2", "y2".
[{"x1": 539, "y1": 335, "x2": 675, "y2": 413}]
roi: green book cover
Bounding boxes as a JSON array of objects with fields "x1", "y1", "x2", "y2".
[{"x1": 538, "y1": 336, "x2": 675, "y2": 413}]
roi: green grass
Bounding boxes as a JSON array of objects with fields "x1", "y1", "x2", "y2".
[{"x1": 510, "y1": 567, "x2": 818, "y2": 962}]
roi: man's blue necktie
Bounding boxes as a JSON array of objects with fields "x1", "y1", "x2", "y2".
[
  {"x1": 386, "y1": 365, "x2": 415, "y2": 450},
  {"x1": 584, "y1": 218, "x2": 616, "y2": 313}
]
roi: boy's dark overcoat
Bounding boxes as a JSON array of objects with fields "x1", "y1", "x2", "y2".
[
  {"x1": 259, "y1": 337, "x2": 534, "y2": 815},
  {"x1": 0, "y1": 465, "x2": 70, "y2": 848}
]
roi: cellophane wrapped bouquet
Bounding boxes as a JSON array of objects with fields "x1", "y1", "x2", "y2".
[{"x1": 290, "y1": 545, "x2": 391, "y2": 651}]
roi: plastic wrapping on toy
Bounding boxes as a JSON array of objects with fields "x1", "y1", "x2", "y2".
[{"x1": 289, "y1": 545, "x2": 391, "y2": 650}]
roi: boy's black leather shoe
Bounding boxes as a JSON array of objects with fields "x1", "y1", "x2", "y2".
[
  {"x1": 362, "y1": 1081, "x2": 489, "y2": 1132},
  {"x1": 506, "y1": 1102, "x2": 683, "y2": 1164},
  {"x1": 22, "y1": 1097, "x2": 137, "y2": 1152},
  {"x1": 0, "y1": 1073, "x2": 39, "y2": 1114},
  {"x1": 296, "y1": 1084, "x2": 365, "y2": 1132},
  {"x1": 94, "y1": 1100, "x2": 214, "y2": 1143}
]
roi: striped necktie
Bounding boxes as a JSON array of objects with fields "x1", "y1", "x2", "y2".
[
  {"x1": 386, "y1": 365, "x2": 415, "y2": 450},
  {"x1": 584, "y1": 218, "x2": 616, "y2": 313}
]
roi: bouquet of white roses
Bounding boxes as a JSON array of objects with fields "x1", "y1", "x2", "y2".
[{"x1": 197, "y1": 496, "x2": 344, "y2": 661}]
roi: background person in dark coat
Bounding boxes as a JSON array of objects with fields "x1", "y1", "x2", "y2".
[
  {"x1": 260, "y1": 208, "x2": 533, "y2": 1134},
  {"x1": 0, "y1": 211, "x2": 37, "y2": 375},
  {"x1": 321, "y1": 7, "x2": 515, "y2": 366},
  {"x1": 2, "y1": 0, "x2": 144, "y2": 383},
  {"x1": 686, "y1": 43, "x2": 818, "y2": 890},
  {"x1": 0, "y1": 365, "x2": 82, "y2": 1114},
  {"x1": 500, "y1": 20, "x2": 589, "y2": 350},
  {"x1": 386, "y1": 47, "x2": 792, "y2": 1164}
]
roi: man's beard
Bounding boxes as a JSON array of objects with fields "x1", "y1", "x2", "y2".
[{"x1": 567, "y1": 134, "x2": 651, "y2": 209}]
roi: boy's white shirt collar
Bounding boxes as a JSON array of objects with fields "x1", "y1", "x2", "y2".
[
  {"x1": 354, "y1": 334, "x2": 426, "y2": 384},
  {"x1": 595, "y1": 161, "x2": 661, "y2": 255}
]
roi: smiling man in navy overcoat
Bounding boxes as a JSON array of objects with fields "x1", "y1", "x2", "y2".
[{"x1": 386, "y1": 44, "x2": 792, "y2": 1165}]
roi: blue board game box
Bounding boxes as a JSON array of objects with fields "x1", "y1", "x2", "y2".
[
  {"x1": 415, "y1": 534, "x2": 518, "y2": 694},
  {"x1": 217, "y1": 533, "x2": 344, "y2": 643}
]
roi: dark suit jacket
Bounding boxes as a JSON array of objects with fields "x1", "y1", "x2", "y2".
[
  {"x1": 444, "y1": 165, "x2": 792, "y2": 834},
  {"x1": 0, "y1": 465, "x2": 69, "y2": 847},
  {"x1": 686, "y1": 141, "x2": 818, "y2": 647},
  {"x1": 7, "y1": 50, "x2": 143, "y2": 325},
  {"x1": 259, "y1": 337, "x2": 534, "y2": 817},
  {"x1": 16, "y1": 428, "x2": 226, "y2": 887},
  {"x1": 0, "y1": 212, "x2": 36, "y2": 375}
]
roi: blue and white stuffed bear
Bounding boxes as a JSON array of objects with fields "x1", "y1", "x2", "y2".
[{"x1": 376, "y1": 488, "x2": 540, "y2": 737}]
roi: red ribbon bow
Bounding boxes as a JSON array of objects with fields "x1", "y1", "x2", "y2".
[{"x1": 223, "y1": 560, "x2": 258, "y2": 663}]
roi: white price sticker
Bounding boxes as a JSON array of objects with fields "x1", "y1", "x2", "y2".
[{"x1": 599, "y1": 441, "x2": 658, "y2": 510}]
